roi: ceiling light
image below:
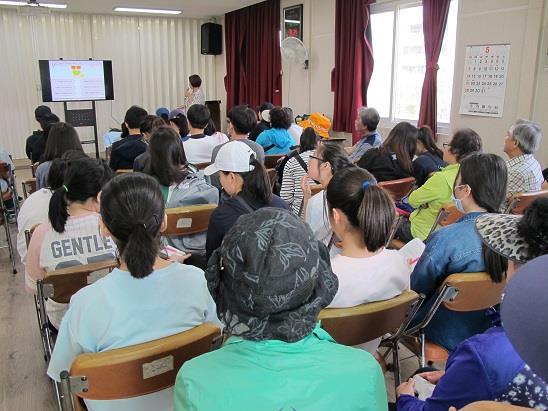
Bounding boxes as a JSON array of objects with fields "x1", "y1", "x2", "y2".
[
  {"x1": 114, "y1": 7, "x2": 182, "y2": 15},
  {"x1": 0, "y1": 1, "x2": 66, "y2": 8}
]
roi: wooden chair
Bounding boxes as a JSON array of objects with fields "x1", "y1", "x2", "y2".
[
  {"x1": 164, "y1": 204, "x2": 217, "y2": 237},
  {"x1": 505, "y1": 189, "x2": 548, "y2": 214},
  {"x1": 403, "y1": 272, "x2": 505, "y2": 366},
  {"x1": 425, "y1": 203, "x2": 464, "y2": 241},
  {"x1": 379, "y1": 177, "x2": 416, "y2": 202},
  {"x1": 266, "y1": 168, "x2": 277, "y2": 188},
  {"x1": 319, "y1": 290, "x2": 421, "y2": 388},
  {"x1": 457, "y1": 401, "x2": 533, "y2": 411},
  {"x1": 115, "y1": 169, "x2": 133, "y2": 175},
  {"x1": 0, "y1": 162, "x2": 17, "y2": 274},
  {"x1": 264, "y1": 154, "x2": 285, "y2": 169},
  {"x1": 58, "y1": 323, "x2": 222, "y2": 411},
  {"x1": 22, "y1": 177, "x2": 37, "y2": 199},
  {"x1": 37, "y1": 260, "x2": 119, "y2": 361}
]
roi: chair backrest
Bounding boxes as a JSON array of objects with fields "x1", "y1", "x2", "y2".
[
  {"x1": 65, "y1": 323, "x2": 222, "y2": 401},
  {"x1": 115, "y1": 169, "x2": 133, "y2": 175},
  {"x1": 44, "y1": 259, "x2": 118, "y2": 304},
  {"x1": 194, "y1": 162, "x2": 211, "y2": 170},
  {"x1": 22, "y1": 178, "x2": 37, "y2": 198},
  {"x1": 264, "y1": 154, "x2": 285, "y2": 169},
  {"x1": 379, "y1": 177, "x2": 416, "y2": 202},
  {"x1": 441, "y1": 272, "x2": 505, "y2": 312},
  {"x1": 164, "y1": 204, "x2": 217, "y2": 236},
  {"x1": 425, "y1": 203, "x2": 464, "y2": 241},
  {"x1": 505, "y1": 189, "x2": 548, "y2": 214},
  {"x1": 318, "y1": 290, "x2": 420, "y2": 346}
]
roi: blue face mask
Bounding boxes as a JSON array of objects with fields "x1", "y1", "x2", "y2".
[{"x1": 452, "y1": 192, "x2": 465, "y2": 213}]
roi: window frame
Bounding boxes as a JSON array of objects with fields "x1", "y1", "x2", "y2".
[{"x1": 370, "y1": 0, "x2": 457, "y2": 134}]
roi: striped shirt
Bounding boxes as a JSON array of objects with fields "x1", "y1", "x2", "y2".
[{"x1": 280, "y1": 150, "x2": 313, "y2": 215}]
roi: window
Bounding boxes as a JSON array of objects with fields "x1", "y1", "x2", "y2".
[{"x1": 367, "y1": 0, "x2": 458, "y2": 127}]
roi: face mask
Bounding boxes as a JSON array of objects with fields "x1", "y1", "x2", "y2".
[{"x1": 452, "y1": 192, "x2": 465, "y2": 213}]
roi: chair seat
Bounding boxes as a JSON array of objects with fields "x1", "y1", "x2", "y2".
[
  {"x1": 389, "y1": 239, "x2": 406, "y2": 250},
  {"x1": 425, "y1": 341, "x2": 449, "y2": 363}
]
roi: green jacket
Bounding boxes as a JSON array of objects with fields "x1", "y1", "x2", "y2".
[
  {"x1": 174, "y1": 324, "x2": 388, "y2": 411},
  {"x1": 409, "y1": 163, "x2": 460, "y2": 240}
]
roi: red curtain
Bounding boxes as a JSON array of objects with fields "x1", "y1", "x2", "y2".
[
  {"x1": 332, "y1": 0, "x2": 375, "y2": 144},
  {"x1": 417, "y1": 0, "x2": 451, "y2": 136},
  {"x1": 224, "y1": 0, "x2": 282, "y2": 112}
]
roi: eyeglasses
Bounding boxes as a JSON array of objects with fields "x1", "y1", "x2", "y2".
[
  {"x1": 443, "y1": 143, "x2": 451, "y2": 149},
  {"x1": 226, "y1": 118, "x2": 231, "y2": 124},
  {"x1": 454, "y1": 184, "x2": 469, "y2": 192},
  {"x1": 310, "y1": 155, "x2": 326, "y2": 163}
]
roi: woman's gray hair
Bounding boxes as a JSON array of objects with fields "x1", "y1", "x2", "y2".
[
  {"x1": 511, "y1": 119, "x2": 543, "y2": 155},
  {"x1": 357, "y1": 107, "x2": 380, "y2": 131}
]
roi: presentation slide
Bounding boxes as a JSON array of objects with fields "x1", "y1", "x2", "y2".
[{"x1": 48, "y1": 60, "x2": 106, "y2": 101}]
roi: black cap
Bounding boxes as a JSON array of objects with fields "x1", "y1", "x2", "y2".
[{"x1": 35, "y1": 105, "x2": 52, "y2": 121}]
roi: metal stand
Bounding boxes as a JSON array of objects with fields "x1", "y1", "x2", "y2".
[{"x1": 63, "y1": 101, "x2": 99, "y2": 158}]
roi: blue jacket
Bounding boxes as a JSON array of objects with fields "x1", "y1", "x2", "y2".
[
  {"x1": 410, "y1": 212, "x2": 492, "y2": 351},
  {"x1": 397, "y1": 327, "x2": 525, "y2": 411},
  {"x1": 256, "y1": 128, "x2": 294, "y2": 154}
]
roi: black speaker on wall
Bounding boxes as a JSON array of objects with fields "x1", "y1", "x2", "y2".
[{"x1": 201, "y1": 23, "x2": 222, "y2": 55}]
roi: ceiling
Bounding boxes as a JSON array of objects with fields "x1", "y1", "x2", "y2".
[{"x1": 4, "y1": 0, "x2": 264, "y2": 18}]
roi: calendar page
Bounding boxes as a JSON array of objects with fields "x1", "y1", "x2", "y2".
[{"x1": 459, "y1": 44, "x2": 511, "y2": 118}]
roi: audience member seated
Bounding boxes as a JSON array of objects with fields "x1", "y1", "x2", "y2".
[
  {"x1": 47, "y1": 172, "x2": 220, "y2": 411},
  {"x1": 284, "y1": 106, "x2": 303, "y2": 146},
  {"x1": 102, "y1": 127, "x2": 122, "y2": 155},
  {"x1": 256, "y1": 107, "x2": 294, "y2": 154},
  {"x1": 133, "y1": 115, "x2": 165, "y2": 172},
  {"x1": 326, "y1": 167, "x2": 411, "y2": 353},
  {"x1": 301, "y1": 142, "x2": 353, "y2": 255},
  {"x1": 28, "y1": 112, "x2": 60, "y2": 165},
  {"x1": 211, "y1": 105, "x2": 265, "y2": 163},
  {"x1": 503, "y1": 119, "x2": 544, "y2": 201},
  {"x1": 0, "y1": 142, "x2": 14, "y2": 197},
  {"x1": 396, "y1": 201, "x2": 548, "y2": 411},
  {"x1": 357, "y1": 121, "x2": 418, "y2": 182},
  {"x1": 348, "y1": 107, "x2": 382, "y2": 163},
  {"x1": 413, "y1": 126, "x2": 446, "y2": 187},
  {"x1": 17, "y1": 150, "x2": 87, "y2": 262},
  {"x1": 297, "y1": 112, "x2": 332, "y2": 139},
  {"x1": 109, "y1": 105, "x2": 148, "y2": 171},
  {"x1": 204, "y1": 118, "x2": 229, "y2": 144},
  {"x1": 35, "y1": 122, "x2": 84, "y2": 190},
  {"x1": 204, "y1": 141, "x2": 289, "y2": 258},
  {"x1": 248, "y1": 101, "x2": 273, "y2": 141},
  {"x1": 410, "y1": 153, "x2": 507, "y2": 351},
  {"x1": 183, "y1": 104, "x2": 228, "y2": 164},
  {"x1": 155, "y1": 106, "x2": 170, "y2": 123},
  {"x1": 25, "y1": 157, "x2": 115, "y2": 329},
  {"x1": 169, "y1": 109, "x2": 190, "y2": 141},
  {"x1": 26, "y1": 105, "x2": 52, "y2": 163},
  {"x1": 174, "y1": 208, "x2": 387, "y2": 411},
  {"x1": 280, "y1": 127, "x2": 319, "y2": 214},
  {"x1": 144, "y1": 126, "x2": 219, "y2": 267},
  {"x1": 397, "y1": 128, "x2": 482, "y2": 242}
]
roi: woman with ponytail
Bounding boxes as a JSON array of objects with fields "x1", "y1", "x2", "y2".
[
  {"x1": 301, "y1": 142, "x2": 353, "y2": 255},
  {"x1": 25, "y1": 157, "x2": 115, "y2": 329},
  {"x1": 47, "y1": 173, "x2": 220, "y2": 411},
  {"x1": 204, "y1": 140, "x2": 290, "y2": 259},
  {"x1": 326, "y1": 167, "x2": 411, "y2": 353}
]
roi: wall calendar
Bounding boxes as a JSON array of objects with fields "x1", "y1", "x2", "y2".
[{"x1": 459, "y1": 44, "x2": 511, "y2": 117}]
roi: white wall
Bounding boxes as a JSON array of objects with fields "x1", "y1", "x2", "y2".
[
  {"x1": 0, "y1": 8, "x2": 220, "y2": 159},
  {"x1": 278, "y1": 0, "x2": 548, "y2": 163},
  {"x1": 449, "y1": 0, "x2": 547, "y2": 166}
]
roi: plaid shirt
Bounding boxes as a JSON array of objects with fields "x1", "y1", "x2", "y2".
[{"x1": 506, "y1": 154, "x2": 544, "y2": 199}]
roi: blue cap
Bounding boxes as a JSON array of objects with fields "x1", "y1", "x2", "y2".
[{"x1": 155, "y1": 107, "x2": 169, "y2": 118}]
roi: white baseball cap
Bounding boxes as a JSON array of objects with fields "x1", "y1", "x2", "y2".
[
  {"x1": 261, "y1": 109, "x2": 271, "y2": 123},
  {"x1": 203, "y1": 141, "x2": 256, "y2": 176}
]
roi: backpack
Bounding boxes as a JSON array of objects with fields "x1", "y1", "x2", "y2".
[{"x1": 272, "y1": 150, "x2": 308, "y2": 195}]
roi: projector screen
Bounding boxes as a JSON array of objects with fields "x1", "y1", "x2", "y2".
[{"x1": 39, "y1": 60, "x2": 114, "y2": 102}]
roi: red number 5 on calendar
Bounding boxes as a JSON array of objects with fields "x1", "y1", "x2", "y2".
[{"x1": 485, "y1": 46, "x2": 490, "y2": 53}]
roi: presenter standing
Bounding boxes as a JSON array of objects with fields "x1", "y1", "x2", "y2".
[{"x1": 181, "y1": 74, "x2": 205, "y2": 112}]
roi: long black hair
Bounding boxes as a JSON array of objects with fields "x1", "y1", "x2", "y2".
[
  {"x1": 170, "y1": 114, "x2": 189, "y2": 138},
  {"x1": 299, "y1": 127, "x2": 319, "y2": 153},
  {"x1": 315, "y1": 142, "x2": 353, "y2": 173},
  {"x1": 42, "y1": 122, "x2": 83, "y2": 163},
  {"x1": 48, "y1": 157, "x2": 112, "y2": 233},
  {"x1": 148, "y1": 126, "x2": 189, "y2": 186},
  {"x1": 327, "y1": 167, "x2": 394, "y2": 252},
  {"x1": 380, "y1": 122, "x2": 418, "y2": 175},
  {"x1": 418, "y1": 126, "x2": 443, "y2": 158},
  {"x1": 100, "y1": 173, "x2": 165, "y2": 279}
]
